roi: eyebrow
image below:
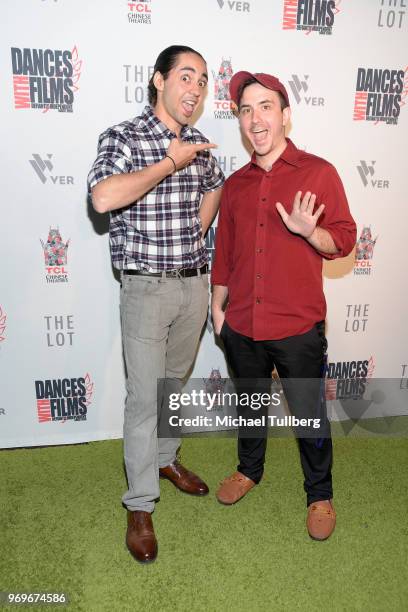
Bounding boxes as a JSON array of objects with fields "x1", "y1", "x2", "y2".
[
  {"x1": 239, "y1": 99, "x2": 274, "y2": 110},
  {"x1": 178, "y1": 66, "x2": 208, "y2": 81}
]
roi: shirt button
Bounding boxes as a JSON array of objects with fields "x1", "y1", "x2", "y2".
[
  {"x1": 256, "y1": 297, "x2": 261, "y2": 304},
  {"x1": 256, "y1": 248, "x2": 263, "y2": 253},
  {"x1": 256, "y1": 274, "x2": 262, "y2": 279},
  {"x1": 261, "y1": 197, "x2": 267, "y2": 202},
  {"x1": 259, "y1": 223, "x2": 264, "y2": 227}
]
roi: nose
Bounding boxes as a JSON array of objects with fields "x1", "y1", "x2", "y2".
[
  {"x1": 252, "y1": 107, "x2": 261, "y2": 122},
  {"x1": 189, "y1": 80, "x2": 201, "y2": 97}
]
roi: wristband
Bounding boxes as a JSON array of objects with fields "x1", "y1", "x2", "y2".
[{"x1": 165, "y1": 154, "x2": 177, "y2": 173}]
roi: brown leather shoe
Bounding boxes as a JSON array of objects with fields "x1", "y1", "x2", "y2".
[
  {"x1": 159, "y1": 460, "x2": 209, "y2": 496},
  {"x1": 126, "y1": 511, "x2": 158, "y2": 563},
  {"x1": 307, "y1": 499, "x2": 336, "y2": 540},
  {"x1": 216, "y1": 471, "x2": 256, "y2": 505}
]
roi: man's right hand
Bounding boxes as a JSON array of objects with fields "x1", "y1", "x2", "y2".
[
  {"x1": 167, "y1": 139, "x2": 217, "y2": 171},
  {"x1": 212, "y1": 308, "x2": 225, "y2": 336}
]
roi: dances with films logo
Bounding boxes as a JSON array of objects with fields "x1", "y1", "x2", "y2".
[
  {"x1": 40, "y1": 228, "x2": 70, "y2": 283},
  {"x1": 354, "y1": 226, "x2": 378, "y2": 276},
  {"x1": 35, "y1": 374, "x2": 94, "y2": 423},
  {"x1": 353, "y1": 67, "x2": 407, "y2": 124},
  {"x1": 11, "y1": 46, "x2": 82, "y2": 113},
  {"x1": 127, "y1": 0, "x2": 152, "y2": 24},
  {"x1": 212, "y1": 58, "x2": 235, "y2": 119},
  {"x1": 325, "y1": 356, "x2": 375, "y2": 400},
  {"x1": 282, "y1": 0, "x2": 341, "y2": 35}
]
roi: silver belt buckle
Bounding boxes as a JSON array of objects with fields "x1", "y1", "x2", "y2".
[{"x1": 165, "y1": 269, "x2": 179, "y2": 279}]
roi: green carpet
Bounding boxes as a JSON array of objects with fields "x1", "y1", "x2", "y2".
[{"x1": 1, "y1": 437, "x2": 407, "y2": 611}]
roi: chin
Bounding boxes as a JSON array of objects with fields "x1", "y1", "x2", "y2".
[
  {"x1": 254, "y1": 147, "x2": 272, "y2": 156},
  {"x1": 179, "y1": 112, "x2": 192, "y2": 123}
]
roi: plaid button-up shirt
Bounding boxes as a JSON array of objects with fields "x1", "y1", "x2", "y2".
[{"x1": 88, "y1": 106, "x2": 225, "y2": 271}]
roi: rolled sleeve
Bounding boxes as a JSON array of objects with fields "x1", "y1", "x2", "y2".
[
  {"x1": 87, "y1": 128, "x2": 133, "y2": 194},
  {"x1": 318, "y1": 165, "x2": 357, "y2": 260},
  {"x1": 202, "y1": 152, "x2": 225, "y2": 193}
]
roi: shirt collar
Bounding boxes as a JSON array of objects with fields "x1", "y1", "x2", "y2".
[
  {"x1": 138, "y1": 106, "x2": 193, "y2": 140},
  {"x1": 244, "y1": 138, "x2": 302, "y2": 173}
]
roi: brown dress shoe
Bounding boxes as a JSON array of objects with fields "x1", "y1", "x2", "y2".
[
  {"x1": 216, "y1": 471, "x2": 256, "y2": 505},
  {"x1": 159, "y1": 460, "x2": 209, "y2": 496},
  {"x1": 306, "y1": 499, "x2": 336, "y2": 541},
  {"x1": 126, "y1": 511, "x2": 158, "y2": 563}
]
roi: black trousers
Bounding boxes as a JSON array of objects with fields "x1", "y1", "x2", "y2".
[{"x1": 220, "y1": 320, "x2": 333, "y2": 506}]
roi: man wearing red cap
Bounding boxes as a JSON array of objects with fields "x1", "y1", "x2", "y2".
[{"x1": 211, "y1": 71, "x2": 356, "y2": 540}]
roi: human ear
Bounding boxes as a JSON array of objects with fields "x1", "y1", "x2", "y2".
[
  {"x1": 282, "y1": 106, "x2": 291, "y2": 127},
  {"x1": 153, "y1": 71, "x2": 164, "y2": 93}
]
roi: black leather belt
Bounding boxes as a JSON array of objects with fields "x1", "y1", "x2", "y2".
[{"x1": 123, "y1": 264, "x2": 208, "y2": 279}]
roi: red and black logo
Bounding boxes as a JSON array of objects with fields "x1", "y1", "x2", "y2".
[
  {"x1": 325, "y1": 357, "x2": 375, "y2": 400},
  {"x1": 353, "y1": 67, "x2": 407, "y2": 124},
  {"x1": 35, "y1": 374, "x2": 94, "y2": 423},
  {"x1": 11, "y1": 46, "x2": 82, "y2": 113},
  {"x1": 282, "y1": 0, "x2": 341, "y2": 35},
  {"x1": 127, "y1": 1, "x2": 152, "y2": 24},
  {"x1": 40, "y1": 227, "x2": 70, "y2": 283},
  {"x1": 354, "y1": 225, "x2": 378, "y2": 276},
  {"x1": 212, "y1": 58, "x2": 235, "y2": 119}
]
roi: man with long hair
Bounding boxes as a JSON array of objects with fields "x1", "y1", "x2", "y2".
[{"x1": 88, "y1": 45, "x2": 224, "y2": 563}]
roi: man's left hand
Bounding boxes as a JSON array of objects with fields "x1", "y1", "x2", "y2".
[{"x1": 276, "y1": 191, "x2": 325, "y2": 238}]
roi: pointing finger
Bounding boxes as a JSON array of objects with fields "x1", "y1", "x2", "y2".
[{"x1": 194, "y1": 142, "x2": 218, "y2": 151}]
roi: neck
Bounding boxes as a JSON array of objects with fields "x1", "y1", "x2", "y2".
[
  {"x1": 256, "y1": 138, "x2": 288, "y2": 171},
  {"x1": 153, "y1": 102, "x2": 182, "y2": 136}
]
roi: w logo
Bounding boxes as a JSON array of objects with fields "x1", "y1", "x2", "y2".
[
  {"x1": 357, "y1": 161, "x2": 375, "y2": 187},
  {"x1": 288, "y1": 75, "x2": 309, "y2": 103},
  {"x1": 29, "y1": 153, "x2": 53, "y2": 183}
]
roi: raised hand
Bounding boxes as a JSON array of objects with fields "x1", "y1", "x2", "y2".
[
  {"x1": 276, "y1": 191, "x2": 325, "y2": 238},
  {"x1": 166, "y1": 138, "x2": 217, "y2": 171}
]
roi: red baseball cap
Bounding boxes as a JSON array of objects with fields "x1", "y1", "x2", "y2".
[{"x1": 229, "y1": 71, "x2": 290, "y2": 108}]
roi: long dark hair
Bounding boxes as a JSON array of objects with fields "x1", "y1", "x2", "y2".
[{"x1": 148, "y1": 45, "x2": 205, "y2": 106}]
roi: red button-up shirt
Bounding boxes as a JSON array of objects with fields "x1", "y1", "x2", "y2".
[{"x1": 211, "y1": 139, "x2": 356, "y2": 341}]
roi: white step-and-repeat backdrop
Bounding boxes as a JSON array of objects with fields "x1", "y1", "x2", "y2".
[{"x1": 1, "y1": 0, "x2": 407, "y2": 447}]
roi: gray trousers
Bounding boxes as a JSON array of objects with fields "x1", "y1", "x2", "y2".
[{"x1": 120, "y1": 272, "x2": 209, "y2": 512}]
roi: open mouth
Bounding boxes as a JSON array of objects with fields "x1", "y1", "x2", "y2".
[
  {"x1": 251, "y1": 129, "x2": 268, "y2": 144},
  {"x1": 182, "y1": 100, "x2": 197, "y2": 116}
]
